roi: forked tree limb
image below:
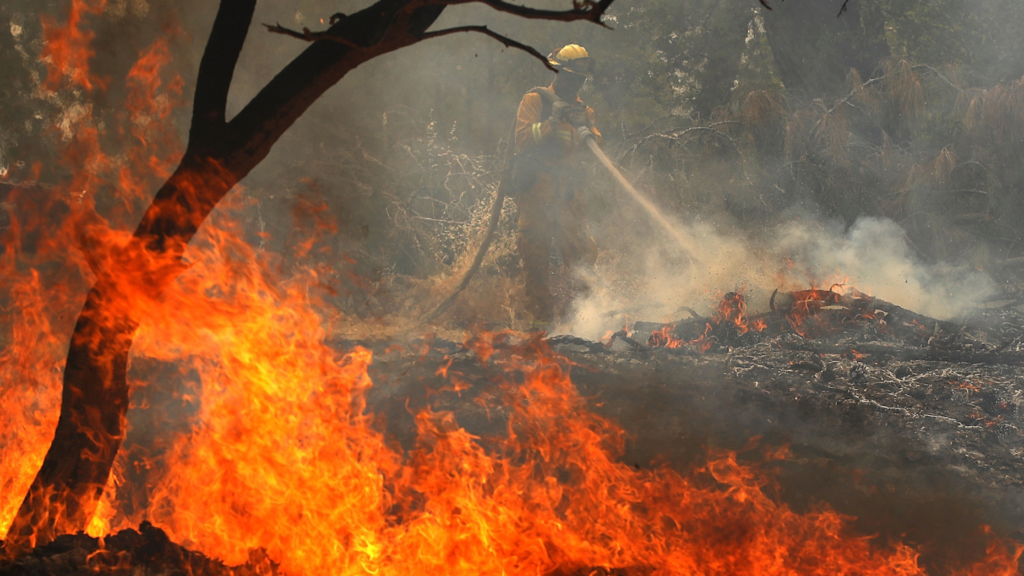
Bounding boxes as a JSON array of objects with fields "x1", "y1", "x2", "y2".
[
  {"x1": 4, "y1": 0, "x2": 614, "y2": 554},
  {"x1": 265, "y1": 22, "x2": 556, "y2": 71}
]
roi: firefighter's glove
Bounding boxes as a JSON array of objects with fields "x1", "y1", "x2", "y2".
[
  {"x1": 550, "y1": 101, "x2": 571, "y2": 125},
  {"x1": 566, "y1": 106, "x2": 590, "y2": 129}
]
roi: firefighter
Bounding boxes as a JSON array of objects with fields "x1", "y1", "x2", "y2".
[{"x1": 513, "y1": 44, "x2": 602, "y2": 328}]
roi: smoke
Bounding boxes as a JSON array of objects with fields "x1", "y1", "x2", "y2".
[
  {"x1": 773, "y1": 217, "x2": 995, "y2": 318},
  {"x1": 5, "y1": 0, "x2": 1017, "y2": 337},
  {"x1": 559, "y1": 212, "x2": 995, "y2": 340}
]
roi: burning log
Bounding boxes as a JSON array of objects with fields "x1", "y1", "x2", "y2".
[{"x1": 623, "y1": 288, "x2": 964, "y2": 354}]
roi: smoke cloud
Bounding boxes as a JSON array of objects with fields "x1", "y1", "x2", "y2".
[{"x1": 560, "y1": 212, "x2": 995, "y2": 340}]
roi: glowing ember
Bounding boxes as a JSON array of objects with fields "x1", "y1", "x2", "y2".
[{"x1": 647, "y1": 291, "x2": 768, "y2": 352}]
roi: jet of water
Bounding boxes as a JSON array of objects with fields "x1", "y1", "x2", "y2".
[{"x1": 583, "y1": 136, "x2": 697, "y2": 264}]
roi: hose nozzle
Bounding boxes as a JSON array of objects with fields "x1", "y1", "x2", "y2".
[{"x1": 577, "y1": 125, "x2": 595, "y2": 142}]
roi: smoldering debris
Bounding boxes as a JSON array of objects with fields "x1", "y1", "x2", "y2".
[
  {"x1": 0, "y1": 522, "x2": 278, "y2": 576},
  {"x1": 560, "y1": 215, "x2": 996, "y2": 341}
]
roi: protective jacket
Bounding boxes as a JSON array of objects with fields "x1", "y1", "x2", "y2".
[
  {"x1": 512, "y1": 85, "x2": 601, "y2": 324},
  {"x1": 514, "y1": 88, "x2": 602, "y2": 159}
]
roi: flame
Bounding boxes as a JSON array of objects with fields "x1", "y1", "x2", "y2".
[
  {"x1": 0, "y1": 0, "x2": 183, "y2": 541},
  {"x1": 774, "y1": 283, "x2": 881, "y2": 339},
  {"x1": 649, "y1": 291, "x2": 767, "y2": 351},
  {"x1": 87, "y1": 245, "x2": 1018, "y2": 574},
  {"x1": 714, "y1": 291, "x2": 752, "y2": 334},
  {"x1": 648, "y1": 325, "x2": 685, "y2": 348},
  {"x1": 40, "y1": 0, "x2": 107, "y2": 91},
  {"x1": 0, "y1": 259, "x2": 75, "y2": 532},
  {"x1": 783, "y1": 288, "x2": 844, "y2": 337}
]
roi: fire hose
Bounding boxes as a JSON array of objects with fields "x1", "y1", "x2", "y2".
[
  {"x1": 424, "y1": 126, "x2": 596, "y2": 323},
  {"x1": 423, "y1": 155, "x2": 514, "y2": 322}
]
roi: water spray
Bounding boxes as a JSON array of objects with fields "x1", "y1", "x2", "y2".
[{"x1": 577, "y1": 128, "x2": 697, "y2": 263}]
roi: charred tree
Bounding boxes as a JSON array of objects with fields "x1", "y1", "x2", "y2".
[{"x1": 2, "y1": 0, "x2": 613, "y2": 552}]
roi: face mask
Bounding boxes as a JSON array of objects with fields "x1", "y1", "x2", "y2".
[{"x1": 554, "y1": 72, "x2": 587, "y2": 98}]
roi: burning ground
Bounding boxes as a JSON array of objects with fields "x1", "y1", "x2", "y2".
[
  {"x1": 4, "y1": 257, "x2": 1024, "y2": 574},
  {"x1": 363, "y1": 289, "x2": 1024, "y2": 573}
]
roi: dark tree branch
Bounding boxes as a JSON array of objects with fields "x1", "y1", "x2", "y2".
[
  {"x1": 263, "y1": 22, "x2": 559, "y2": 69},
  {"x1": 431, "y1": 0, "x2": 614, "y2": 27},
  {"x1": 263, "y1": 0, "x2": 615, "y2": 54},
  {"x1": 191, "y1": 0, "x2": 257, "y2": 139},
  {"x1": 419, "y1": 25, "x2": 557, "y2": 71},
  {"x1": 225, "y1": 2, "x2": 441, "y2": 171},
  {"x1": 263, "y1": 22, "x2": 362, "y2": 48}
]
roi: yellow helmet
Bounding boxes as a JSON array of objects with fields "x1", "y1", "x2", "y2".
[{"x1": 548, "y1": 44, "x2": 594, "y2": 76}]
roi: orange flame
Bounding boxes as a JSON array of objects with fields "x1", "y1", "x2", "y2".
[
  {"x1": 89, "y1": 250, "x2": 1021, "y2": 573},
  {"x1": 40, "y1": 0, "x2": 106, "y2": 91},
  {"x1": 648, "y1": 325, "x2": 685, "y2": 348},
  {"x1": 1, "y1": 0, "x2": 183, "y2": 541},
  {"x1": 715, "y1": 291, "x2": 752, "y2": 334},
  {"x1": 657, "y1": 291, "x2": 767, "y2": 352}
]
